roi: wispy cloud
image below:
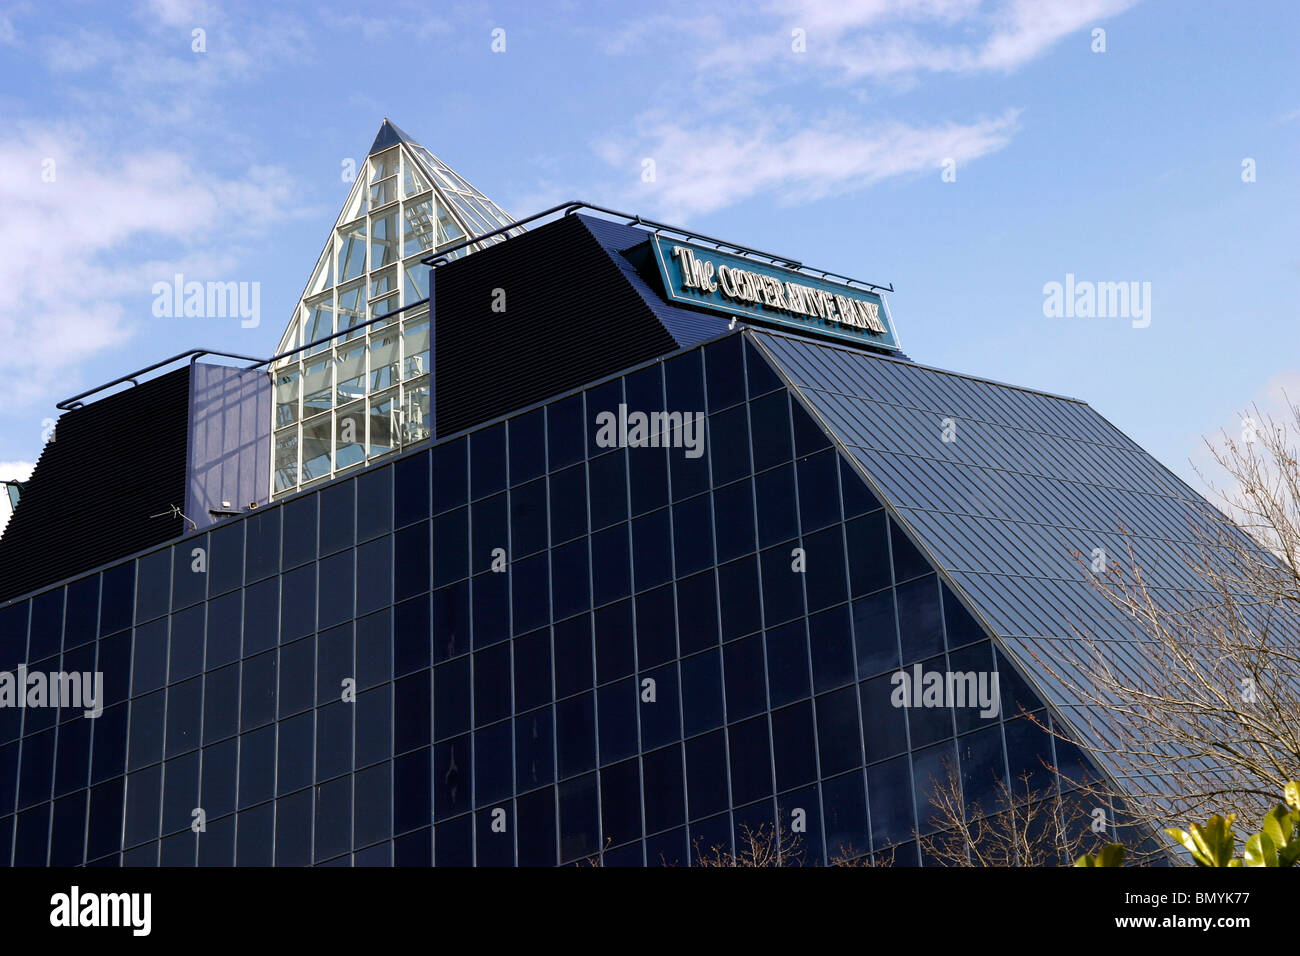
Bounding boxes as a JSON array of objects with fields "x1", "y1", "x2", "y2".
[
  {"x1": 598, "y1": 108, "x2": 1020, "y2": 219},
  {"x1": 0, "y1": 140, "x2": 296, "y2": 407},
  {"x1": 584, "y1": 0, "x2": 1136, "y2": 221}
]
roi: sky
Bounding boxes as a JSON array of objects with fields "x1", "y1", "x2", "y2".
[{"x1": 0, "y1": 0, "x2": 1296, "y2": 504}]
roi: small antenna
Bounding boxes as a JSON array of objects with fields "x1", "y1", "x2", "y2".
[{"x1": 150, "y1": 504, "x2": 197, "y2": 533}]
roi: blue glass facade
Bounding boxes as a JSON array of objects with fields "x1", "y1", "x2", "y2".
[{"x1": 0, "y1": 332, "x2": 1100, "y2": 866}]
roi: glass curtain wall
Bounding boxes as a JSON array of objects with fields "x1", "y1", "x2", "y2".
[{"x1": 271, "y1": 142, "x2": 521, "y2": 498}]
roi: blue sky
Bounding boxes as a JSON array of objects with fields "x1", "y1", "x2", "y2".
[{"x1": 0, "y1": 0, "x2": 1296, "y2": 497}]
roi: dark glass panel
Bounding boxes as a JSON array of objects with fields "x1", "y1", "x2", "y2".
[
  {"x1": 634, "y1": 585, "x2": 675, "y2": 670},
  {"x1": 600, "y1": 758, "x2": 642, "y2": 847},
  {"x1": 804, "y1": 525, "x2": 848, "y2": 612},
  {"x1": 244, "y1": 509, "x2": 281, "y2": 585},
  {"x1": 510, "y1": 477, "x2": 548, "y2": 558},
  {"x1": 897, "y1": 575, "x2": 944, "y2": 664},
  {"x1": 745, "y1": 339, "x2": 783, "y2": 396},
  {"x1": 394, "y1": 671, "x2": 432, "y2": 754},
  {"x1": 99, "y1": 561, "x2": 134, "y2": 636},
  {"x1": 709, "y1": 405, "x2": 750, "y2": 486},
  {"x1": 515, "y1": 706, "x2": 554, "y2": 792},
  {"x1": 717, "y1": 556, "x2": 761, "y2": 641},
  {"x1": 355, "y1": 684, "x2": 392, "y2": 769},
  {"x1": 867, "y1": 754, "x2": 914, "y2": 851},
  {"x1": 282, "y1": 495, "x2": 318, "y2": 567},
  {"x1": 318, "y1": 549, "x2": 355, "y2": 629},
  {"x1": 713, "y1": 479, "x2": 755, "y2": 563},
  {"x1": 236, "y1": 724, "x2": 275, "y2": 810},
  {"x1": 509, "y1": 407, "x2": 546, "y2": 486},
  {"x1": 134, "y1": 550, "x2": 169, "y2": 625},
  {"x1": 588, "y1": 450, "x2": 628, "y2": 531},
  {"x1": 590, "y1": 524, "x2": 631, "y2": 607},
  {"x1": 684, "y1": 730, "x2": 728, "y2": 820},
  {"x1": 318, "y1": 480, "x2": 355, "y2": 556},
  {"x1": 749, "y1": 391, "x2": 792, "y2": 472},
  {"x1": 771, "y1": 700, "x2": 816, "y2": 792},
  {"x1": 555, "y1": 692, "x2": 596, "y2": 779},
  {"x1": 433, "y1": 735, "x2": 470, "y2": 820},
  {"x1": 474, "y1": 720, "x2": 513, "y2": 807},
  {"x1": 754, "y1": 463, "x2": 798, "y2": 548},
  {"x1": 553, "y1": 614, "x2": 593, "y2": 700},
  {"x1": 639, "y1": 662, "x2": 680, "y2": 751},
  {"x1": 676, "y1": 571, "x2": 719, "y2": 656},
  {"x1": 242, "y1": 577, "x2": 278, "y2": 656},
  {"x1": 628, "y1": 442, "x2": 669, "y2": 519},
  {"x1": 164, "y1": 676, "x2": 202, "y2": 758},
  {"x1": 853, "y1": 588, "x2": 898, "y2": 679},
  {"x1": 434, "y1": 656, "x2": 471, "y2": 741},
  {"x1": 796, "y1": 449, "x2": 840, "y2": 533},
  {"x1": 470, "y1": 423, "x2": 507, "y2": 500},
  {"x1": 704, "y1": 335, "x2": 745, "y2": 412},
  {"x1": 594, "y1": 599, "x2": 634, "y2": 685},
  {"x1": 810, "y1": 604, "x2": 854, "y2": 693},
  {"x1": 664, "y1": 349, "x2": 705, "y2": 412},
  {"x1": 672, "y1": 493, "x2": 714, "y2": 577},
  {"x1": 471, "y1": 492, "x2": 507, "y2": 575},
  {"x1": 547, "y1": 394, "x2": 585, "y2": 471},
  {"x1": 816, "y1": 686, "x2": 863, "y2": 777},
  {"x1": 393, "y1": 522, "x2": 431, "y2": 601},
  {"x1": 356, "y1": 464, "x2": 393, "y2": 542},
  {"x1": 597, "y1": 677, "x2": 637, "y2": 766},
  {"x1": 759, "y1": 543, "x2": 803, "y2": 627},
  {"x1": 890, "y1": 518, "x2": 931, "y2": 584},
  {"x1": 727, "y1": 715, "x2": 773, "y2": 806},
  {"x1": 860, "y1": 673, "x2": 908, "y2": 764},
  {"x1": 393, "y1": 593, "x2": 431, "y2": 677},
  {"x1": 432, "y1": 507, "x2": 468, "y2": 587},
  {"x1": 680, "y1": 648, "x2": 723, "y2": 737},
  {"x1": 355, "y1": 608, "x2": 391, "y2": 691},
  {"x1": 511, "y1": 553, "x2": 549, "y2": 635},
  {"x1": 469, "y1": 572, "x2": 506, "y2": 652},
  {"x1": 549, "y1": 464, "x2": 587, "y2": 545},
  {"x1": 473, "y1": 641, "x2": 511, "y2": 727},
  {"x1": 394, "y1": 746, "x2": 432, "y2": 834},
  {"x1": 550, "y1": 539, "x2": 590, "y2": 621},
  {"x1": 822, "y1": 770, "x2": 868, "y2": 861},
  {"x1": 558, "y1": 772, "x2": 599, "y2": 863},
  {"x1": 512, "y1": 628, "x2": 552, "y2": 714},
  {"x1": 276, "y1": 711, "x2": 314, "y2": 796},
  {"x1": 430, "y1": 437, "x2": 467, "y2": 515}
]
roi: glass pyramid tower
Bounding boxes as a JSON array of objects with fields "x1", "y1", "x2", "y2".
[{"x1": 271, "y1": 120, "x2": 523, "y2": 497}]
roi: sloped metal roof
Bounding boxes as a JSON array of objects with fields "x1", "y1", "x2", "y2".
[{"x1": 750, "y1": 327, "x2": 1282, "y2": 806}]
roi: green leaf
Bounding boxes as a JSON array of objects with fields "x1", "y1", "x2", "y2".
[
  {"x1": 1285, "y1": 782, "x2": 1300, "y2": 813},
  {"x1": 1074, "y1": 843, "x2": 1125, "y2": 867},
  {"x1": 1167, "y1": 815, "x2": 1237, "y2": 867},
  {"x1": 1244, "y1": 831, "x2": 1277, "y2": 867}
]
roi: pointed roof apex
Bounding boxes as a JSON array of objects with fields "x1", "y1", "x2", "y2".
[{"x1": 369, "y1": 118, "x2": 416, "y2": 155}]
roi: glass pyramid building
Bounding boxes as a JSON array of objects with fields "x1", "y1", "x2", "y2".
[{"x1": 271, "y1": 121, "x2": 523, "y2": 497}]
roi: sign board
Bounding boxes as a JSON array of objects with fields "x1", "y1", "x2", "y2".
[{"x1": 650, "y1": 236, "x2": 900, "y2": 351}]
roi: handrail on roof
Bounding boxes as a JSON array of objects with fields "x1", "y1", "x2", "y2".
[
  {"x1": 59, "y1": 202, "x2": 896, "y2": 412},
  {"x1": 56, "y1": 299, "x2": 431, "y2": 411},
  {"x1": 421, "y1": 200, "x2": 895, "y2": 295}
]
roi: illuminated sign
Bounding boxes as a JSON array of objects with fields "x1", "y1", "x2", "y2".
[{"x1": 651, "y1": 236, "x2": 900, "y2": 350}]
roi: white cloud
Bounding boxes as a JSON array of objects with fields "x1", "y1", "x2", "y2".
[
  {"x1": 598, "y1": 108, "x2": 1020, "y2": 219},
  {"x1": 696, "y1": 0, "x2": 1138, "y2": 80},
  {"x1": 0, "y1": 461, "x2": 33, "y2": 482},
  {"x1": 585, "y1": 0, "x2": 1136, "y2": 221},
  {"x1": 0, "y1": 126, "x2": 296, "y2": 405}
]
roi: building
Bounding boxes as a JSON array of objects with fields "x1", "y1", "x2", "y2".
[{"x1": 0, "y1": 121, "x2": 1242, "y2": 866}]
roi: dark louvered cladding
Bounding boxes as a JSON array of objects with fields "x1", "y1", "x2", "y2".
[
  {"x1": 0, "y1": 367, "x2": 191, "y2": 603},
  {"x1": 433, "y1": 214, "x2": 682, "y2": 437}
]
